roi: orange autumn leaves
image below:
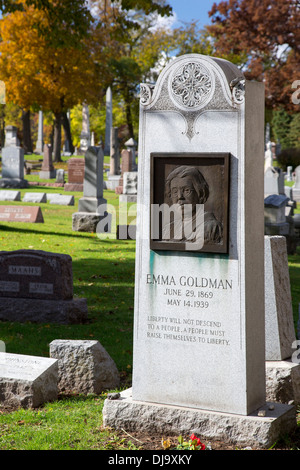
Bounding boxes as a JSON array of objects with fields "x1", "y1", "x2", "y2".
[{"x1": 0, "y1": 3, "x2": 96, "y2": 115}]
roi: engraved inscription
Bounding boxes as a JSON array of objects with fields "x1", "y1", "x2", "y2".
[
  {"x1": 29, "y1": 283, "x2": 53, "y2": 294},
  {"x1": 9, "y1": 266, "x2": 41, "y2": 276},
  {"x1": 0, "y1": 281, "x2": 20, "y2": 292}
]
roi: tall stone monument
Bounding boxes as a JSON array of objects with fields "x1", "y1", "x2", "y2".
[
  {"x1": 35, "y1": 111, "x2": 44, "y2": 154},
  {"x1": 80, "y1": 104, "x2": 91, "y2": 154},
  {"x1": 39, "y1": 144, "x2": 56, "y2": 179},
  {"x1": 103, "y1": 54, "x2": 296, "y2": 448},
  {"x1": 104, "y1": 87, "x2": 113, "y2": 155},
  {"x1": 72, "y1": 146, "x2": 109, "y2": 232}
]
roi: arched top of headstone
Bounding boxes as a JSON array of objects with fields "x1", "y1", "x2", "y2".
[{"x1": 140, "y1": 54, "x2": 245, "y2": 111}]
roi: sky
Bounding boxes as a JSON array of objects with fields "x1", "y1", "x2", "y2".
[{"x1": 166, "y1": 0, "x2": 217, "y2": 28}]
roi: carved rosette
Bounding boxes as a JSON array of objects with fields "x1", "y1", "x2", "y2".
[{"x1": 169, "y1": 62, "x2": 214, "y2": 111}]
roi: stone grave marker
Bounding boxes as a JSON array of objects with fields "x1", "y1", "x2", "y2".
[
  {"x1": 115, "y1": 149, "x2": 133, "y2": 194},
  {"x1": 264, "y1": 194, "x2": 290, "y2": 236},
  {"x1": 103, "y1": 53, "x2": 296, "y2": 448},
  {"x1": 49, "y1": 194, "x2": 74, "y2": 206},
  {"x1": 23, "y1": 192, "x2": 47, "y2": 203},
  {"x1": 0, "y1": 206, "x2": 44, "y2": 223},
  {"x1": 0, "y1": 190, "x2": 21, "y2": 201},
  {"x1": 293, "y1": 166, "x2": 300, "y2": 202},
  {"x1": 119, "y1": 171, "x2": 138, "y2": 203},
  {"x1": 72, "y1": 146, "x2": 109, "y2": 233},
  {"x1": 264, "y1": 235, "x2": 300, "y2": 405},
  {"x1": 39, "y1": 144, "x2": 56, "y2": 179},
  {"x1": 4, "y1": 125, "x2": 19, "y2": 147},
  {"x1": 0, "y1": 250, "x2": 88, "y2": 323},
  {"x1": 56, "y1": 169, "x2": 65, "y2": 184},
  {"x1": 106, "y1": 127, "x2": 121, "y2": 190},
  {"x1": 64, "y1": 158, "x2": 85, "y2": 191},
  {"x1": 49, "y1": 340, "x2": 120, "y2": 394},
  {"x1": 0, "y1": 352, "x2": 58, "y2": 408},
  {"x1": 0, "y1": 146, "x2": 28, "y2": 188}
]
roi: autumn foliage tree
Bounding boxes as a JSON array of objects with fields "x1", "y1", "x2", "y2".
[
  {"x1": 0, "y1": 2, "x2": 99, "y2": 160},
  {"x1": 208, "y1": 0, "x2": 300, "y2": 112}
]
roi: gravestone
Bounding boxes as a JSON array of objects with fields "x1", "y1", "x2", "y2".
[
  {"x1": 125, "y1": 137, "x2": 137, "y2": 171},
  {"x1": 56, "y1": 169, "x2": 65, "y2": 184},
  {"x1": 264, "y1": 166, "x2": 285, "y2": 196},
  {"x1": 0, "y1": 206, "x2": 44, "y2": 223},
  {"x1": 0, "y1": 146, "x2": 28, "y2": 188},
  {"x1": 264, "y1": 194, "x2": 290, "y2": 235},
  {"x1": 265, "y1": 236, "x2": 300, "y2": 405},
  {"x1": 39, "y1": 144, "x2": 56, "y2": 179},
  {"x1": 0, "y1": 352, "x2": 58, "y2": 409},
  {"x1": 72, "y1": 146, "x2": 109, "y2": 232},
  {"x1": 0, "y1": 190, "x2": 21, "y2": 201},
  {"x1": 104, "y1": 87, "x2": 113, "y2": 155},
  {"x1": 107, "y1": 127, "x2": 121, "y2": 190},
  {"x1": 49, "y1": 340, "x2": 120, "y2": 394},
  {"x1": 80, "y1": 103, "x2": 91, "y2": 153},
  {"x1": 35, "y1": 111, "x2": 44, "y2": 154},
  {"x1": 49, "y1": 194, "x2": 74, "y2": 206},
  {"x1": 0, "y1": 250, "x2": 88, "y2": 324},
  {"x1": 103, "y1": 53, "x2": 296, "y2": 448},
  {"x1": 293, "y1": 166, "x2": 300, "y2": 202},
  {"x1": 23, "y1": 192, "x2": 47, "y2": 203},
  {"x1": 119, "y1": 171, "x2": 138, "y2": 203},
  {"x1": 4, "y1": 125, "x2": 19, "y2": 147},
  {"x1": 64, "y1": 158, "x2": 85, "y2": 191},
  {"x1": 115, "y1": 149, "x2": 133, "y2": 194}
]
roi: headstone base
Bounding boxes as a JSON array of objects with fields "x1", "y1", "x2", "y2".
[
  {"x1": 64, "y1": 183, "x2": 83, "y2": 192},
  {"x1": 266, "y1": 360, "x2": 300, "y2": 405},
  {"x1": 265, "y1": 222, "x2": 289, "y2": 235},
  {"x1": 103, "y1": 388, "x2": 297, "y2": 449},
  {"x1": 0, "y1": 297, "x2": 88, "y2": 324},
  {"x1": 0, "y1": 178, "x2": 28, "y2": 188},
  {"x1": 39, "y1": 170, "x2": 56, "y2": 179},
  {"x1": 292, "y1": 188, "x2": 300, "y2": 202},
  {"x1": 72, "y1": 212, "x2": 110, "y2": 233},
  {"x1": 78, "y1": 196, "x2": 106, "y2": 213},
  {"x1": 119, "y1": 194, "x2": 137, "y2": 203}
]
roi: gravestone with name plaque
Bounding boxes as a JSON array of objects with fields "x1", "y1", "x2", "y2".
[
  {"x1": 0, "y1": 250, "x2": 88, "y2": 323},
  {"x1": 64, "y1": 158, "x2": 85, "y2": 192},
  {"x1": 103, "y1": 54, "x2": 296, "y2": 448}
]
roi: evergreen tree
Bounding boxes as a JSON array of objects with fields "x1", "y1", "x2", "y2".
[{"x1": 272, "y1": 108, "x2": 292, "y2": 149}]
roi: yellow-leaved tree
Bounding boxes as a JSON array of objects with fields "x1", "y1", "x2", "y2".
[{"x1": 0, "y1": 2, "x2": 99, "y2": 161}]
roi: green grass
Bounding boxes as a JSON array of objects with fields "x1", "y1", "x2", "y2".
[{"x1": 0, "y1": 175, "x2": 300, "y2": 450}]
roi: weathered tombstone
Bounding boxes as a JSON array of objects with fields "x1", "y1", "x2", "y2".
[
  {"x1": 264, "y1": 166, "x2": 285, "y2": 196},
  {"x1": 72, "y1": 146, "x2": 109, "y2": 232},
  {"x1": 264, "y1": 141, "x2": 273, "y2": 171},
  {"x1": 119, "y1": 171, "x2": 138, "y2": 203},
  {"x1": 49, "y1": 194, "x2": 74, "y2": 206},
  {"x1": 0, "y1": 250, "x2": 88, "y2": 324},
  {"x1": 39, "y1": 144, "x2": 56, "y2": 179},
  {"x1": 4, "y1": 125, "x2": 19, "y2": 147},
  {"x1": 115, "y1": 149, "x2": 133, "y2": 194},
  {"x1": 64, "y1": 158, "x2": 85, "y2": 191},
  {"x1": 80, "y1": 103, "x2": 91, "y2": 153},
  {"x1": 0, "y1": 146, "x2": 28, "y2": 188},
  {"x1": 264, "y1": 194, "x2": 290, "y2": 235},
  {"x1": 56, "y1": 169, "x2": 65, "y2": 184},
  {"x1": 107, "y1": 127, "x2": 121, "y2": 190},
  {"x1": 0, "y1": 352, "x2": 58, "y2": 409},
  {"x1": 23, "y1": 192, "x2": 47, "y2": 203},
  {"x1": 265, "y1": 236, "x2": 300, "y2": 405},
  {"x1": 103, "y1": 54, "x2": 296, "y2": 448},
  {"x1": 0, "y1": 206, "x2": 44, "y2": 223},
  {"x1": 49, "y1": 340, "x2": 120, "y2": 394},
  {"x1": 0, "y1": 190, "x2": 21, "y2": 201},
  {"x1": 35, "y1": 111, "x2": 44, "y2": 154},
  {"x1": 293, "y1": 166, "x2": 300, "y2": 202},
  {"x1": 125, "y1": 137, "x2": 138, "y2": 171},
  {"x1": 287, "y1": 166, "x2": 293, "y2": 182},
  {"x1": 104, "y1": 87, "x2": 113, "y2": 155}
]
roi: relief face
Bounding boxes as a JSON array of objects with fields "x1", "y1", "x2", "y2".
[{"x1": 150, "y1": 153, "x2": 230, "y2": 253}]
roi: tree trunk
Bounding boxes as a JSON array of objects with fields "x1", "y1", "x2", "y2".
[
  {"x1": 53, "y1": 112, "x2": 62, "y2": 162},
  {"x1": 124, "y1": 88, "x2": 134, "y2": 140},
  {"x1": 62, "y1": 112, "x2": 74, "y2": 154},
  {"x1": 22, "y1": 109, "x2": 33, "y2": 154}
]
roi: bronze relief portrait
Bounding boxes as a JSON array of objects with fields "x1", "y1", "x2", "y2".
[{"x1": 150, "y1": 153, "x2": 230, "y2": 253}]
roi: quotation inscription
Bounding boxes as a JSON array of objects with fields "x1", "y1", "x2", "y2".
[{"x1": 146, "y1": 273, "x2": 232, "y2": 346}]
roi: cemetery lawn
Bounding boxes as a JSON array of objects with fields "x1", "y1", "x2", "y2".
[{"x1": 0, "y1": 184, "x2": 300, "y2": 450}]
